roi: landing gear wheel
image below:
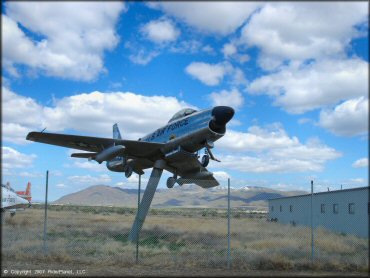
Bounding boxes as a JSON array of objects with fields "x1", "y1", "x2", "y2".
[
  {"x1": 125, "y1": 166, "x2": 133, "y2": 178},
  {"x1": 167, "y1": 177, "x2": 176, "y2": 188},
  {"x1": 201, "y1": 154, "x2": 210, "y2": 167}
]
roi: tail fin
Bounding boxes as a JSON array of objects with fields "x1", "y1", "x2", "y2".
[
  {"x1": 16, "y1": 182, "x2": 32, "y2": 202},
  {"x1": 113, "y1": 123, "x2": 122, "y2": 139},
  {"x1": 25, "y1": 182, "x2": 31, "y2": 197}
]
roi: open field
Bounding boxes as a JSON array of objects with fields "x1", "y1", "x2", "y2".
[{"x1": 2, "y1": 206, "x2": 369, "y2": 276}]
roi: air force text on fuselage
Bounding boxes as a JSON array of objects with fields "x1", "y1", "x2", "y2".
[{"x1": 144, "y1": 118, "x2": 189, "y2": 142}]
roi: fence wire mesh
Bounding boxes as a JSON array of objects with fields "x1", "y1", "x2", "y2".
[{"x1": 1, "y1": 181, "x2": 369, "y2": 276}]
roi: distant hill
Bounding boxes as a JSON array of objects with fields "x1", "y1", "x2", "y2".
[{"x1": 53, "y1": 184, "x2": 307, "y2": 210}]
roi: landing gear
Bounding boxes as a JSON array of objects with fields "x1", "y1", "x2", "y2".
[
  {"x1": 124, "y1": 165, "x2": 133, "y2": 178},
  {"x1": 166, "y1": 177, "x2": 176, "y2": 188},
  {"x1": 200, "y1": 141, "x2": 220, "y2": 166},
  {"x1": 201, "y1": 154, "x2": 210, "y2": 167}
]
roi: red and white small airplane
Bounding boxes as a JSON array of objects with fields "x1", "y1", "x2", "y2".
[{"x1": 1, "y1": 182, "x2": 32, "y2": 217}]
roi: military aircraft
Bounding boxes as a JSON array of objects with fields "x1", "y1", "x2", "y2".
[
  {"x1": 26, "y1": 105, "x2": 234, "y2": 241},
  {"x1": 26, "y1": 106, "x2": 234, "y2": 188},
  {"x1": 1, "y1": 183, "x2": 31, "y2": 217}
]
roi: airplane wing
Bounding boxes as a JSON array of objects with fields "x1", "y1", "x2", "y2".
[
  {"x1": 26, "y1": 132, "x2": 164, "y2": 157},
  {"x1": 164, "y1": 149, "x2": 219, "y2": 188},
  {"x1": 179, "y1": 174, "x2": 219, "y2": 188}
]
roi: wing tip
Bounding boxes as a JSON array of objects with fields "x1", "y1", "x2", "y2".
[{"x1": 26, "y1": 132, "x2": 36, "y2": 141}]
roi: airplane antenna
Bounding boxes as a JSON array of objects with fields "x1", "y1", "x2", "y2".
[{"x1": 41, "y1": 127, "x2": 47, "y2": 133}]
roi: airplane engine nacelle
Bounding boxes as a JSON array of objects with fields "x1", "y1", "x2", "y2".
[
  {"x1": 209, "y1": 106, "x2": 234, "y2": 135},
  {"x1": 95, "y1": 145, "x2": 125, "y2": 163}
]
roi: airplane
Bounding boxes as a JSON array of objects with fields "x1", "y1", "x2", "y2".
[
  {"x1": 26, "y1": 106, "x2": 234, "y2": 188},
  {"x1": 26, "y1": 105, "x2": 234, "y2": 241},
  {"x1": 1, "y1": 182, "x2": 31, "y2": 217}
]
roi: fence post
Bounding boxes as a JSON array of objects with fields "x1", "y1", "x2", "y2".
[
  {"x1": 311, "y1": 180, "x2": 314, "y2": 265},
  {"x1": 43, "y1": 170, "x2": 49, "y2": 254},
  {"x1": 227, "y1": 178, "x2": 231, "y2": 269},
  {"x1": 136, "y1": 174, "x2": 141, "y2": 264}
]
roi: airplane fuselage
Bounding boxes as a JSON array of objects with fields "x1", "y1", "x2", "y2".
[
  {"x1": 1, "y1": 184, "x2": 30, "y2": 213},
  {"x1": 141, "y1": 108, "x2": 221, "y2": 151},
  {"x1": 106, "y1": 107, "x2": 233, "y2": 173}
]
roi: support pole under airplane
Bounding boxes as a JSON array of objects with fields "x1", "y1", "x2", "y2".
[{"x1": 128, "y1": 160, "x2": 166, "y2": 242}]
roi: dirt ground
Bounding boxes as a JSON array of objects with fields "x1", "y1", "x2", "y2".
[{"x1": 2, "y1": 207, "x2": 369, "y2": 276}]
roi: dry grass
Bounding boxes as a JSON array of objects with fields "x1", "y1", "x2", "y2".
[{"x1": 1, "y1": 207, "x2": 368, "y2": 276}]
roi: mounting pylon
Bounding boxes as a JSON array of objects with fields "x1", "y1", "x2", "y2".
[{"x1": 128, "y1": 160, "x2": 166, "y2": 242}]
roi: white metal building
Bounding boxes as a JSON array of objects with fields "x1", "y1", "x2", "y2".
[{"x1": 268, "y1": 186, "x2": 369, "y2": 238}]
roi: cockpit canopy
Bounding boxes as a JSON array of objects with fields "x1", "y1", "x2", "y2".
[{"x1": 168, "y1": 108, "x2": 197, "y2": 123}]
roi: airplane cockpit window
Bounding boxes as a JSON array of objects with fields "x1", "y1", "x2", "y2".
[{"x1": 168, "y1": 108, "x2": 197, "y2": 123}]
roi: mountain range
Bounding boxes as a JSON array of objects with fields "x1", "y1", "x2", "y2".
[{"x1": 53, "y1": 184, "x2": 307, "y2": 210}]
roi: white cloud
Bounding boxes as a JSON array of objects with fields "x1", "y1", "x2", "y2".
[
  {"x1": 141, "y1": 18, "x2": 180, "y2": 43},
  {"x1": 236, "y1": 54, "x2": 250, "y2": 64},
  {"x1": 2, "y1": 146, "x2": 36, "y2": 171},
  {"x1": 1, "y1": 91, "x2": 40, "y2": 144},
  {"x1": 19, "y1": 171, "x2": 44, "y2": 178},
  {"x1": 215, "y1": 124, "x2": 341, "y2": 173},
  {"x1": 170, "y1": 40, "x2": 214, "y2": 55},
  {"x1": 222, "y1": 43, "x2": 250, "y2": 64},
  {"x1": 70, "y1": 160, "x2": 107, "y2": 172},
  {"x1": 352, "y1": 158, "x2": 368, "y2": 168},
  {"x1": 222, "y1": 43, "x2": 237, "y2": 58},
  {"x1": 49, "y1": 170, "x2": 63, "y2": 177},
  {"x1": 149, "y1": 2, "x2": 260, "y2": 35},
  {"x1": 348, "y1": 178, "x2": 366, "y2": 184},
  {"x1": 42, "y1": 91, "x2": 191, "y2": 137},
  {"x1": 217, "y1": 152, "x2": 339, "y2": 174},
  {"x1": 248, "y1": 59, "x2": 368, "y2": 114},
  {"x1": 298, "y1": 118, "x2": 312, "y2": 125},
  {"x1": 219, "y1": 124, "x2": 301, "y2": 153},
  {"x1": 185, "y1": 62, "x2": 230, "y2": 86},
  {"x1": 213, "y1": 171, "x2": 230, "y2": 181},
  {"x1": 3, "y1": 87, "x2": 192, "y2": 144},
  {"x1": 208, "y1": 88, "x2": 244, "y2": 110},
  {"x1": 202, "y1": 45, "x2": 215, "y2": 54},
  {"x1": 115, "y1": 174, "x2": 149, "y2": 188},
  {"x1": 319, "y1": 97, "x2": 368, "y2": 137},
  {"x1": 231, "y1": 68, "x2": 248, "y2": 86},
  {"x1": 241, "y1": 2, "x2": 368, "y2": 70},
  {"x1": 67, "y1": 174, "x2": 111, "y2": 185},
  {"x1": 2, "y1": 87, "x2": 44, "y2": 126},
  {"x1": 2, "y1": 87, "x2": 45, "y2": 144},
  {"x1": 128, "y1": 49, "x2": 160, "y2": 65},
  {"x1": 3, "y1": 2, "x2": 125, "y2": 80},
  {"x1": 126, "y1": 174, "x2": 143, "y2": 184}
]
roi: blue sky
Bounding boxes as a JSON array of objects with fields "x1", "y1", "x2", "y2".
[{"x1": 2, "y1": 2, "x2": 368, "y2": 201}]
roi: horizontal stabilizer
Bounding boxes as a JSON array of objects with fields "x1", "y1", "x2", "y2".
[{"x1": 71, "y1": 152, "x2": 97, "y2": 158}]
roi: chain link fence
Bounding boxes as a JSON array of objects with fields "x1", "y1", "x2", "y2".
[{"x1": 2, "y1": 180, "x2": 369, "y2": 276}]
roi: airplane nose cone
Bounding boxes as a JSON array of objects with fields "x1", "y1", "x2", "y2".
[{"x1": 212, "y1": 106, "x2": 235, "y2": 125}]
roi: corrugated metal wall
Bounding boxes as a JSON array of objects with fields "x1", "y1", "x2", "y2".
[{"x1": 268, "y1": 187, "x2": 369, "y2": 237}]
